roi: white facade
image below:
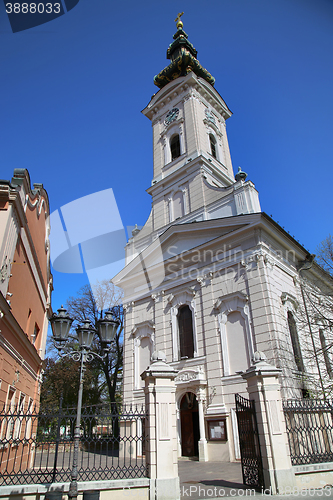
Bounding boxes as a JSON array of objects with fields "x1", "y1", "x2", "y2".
[{"x1": 114, "y1": 59, "x2": 330, "y2": 462}]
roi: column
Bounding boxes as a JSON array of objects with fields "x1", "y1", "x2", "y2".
[
  {"x1": 196, "y1": 387, "x2": 208, "y2": 462},
  {"x1": 142, "y1": 351, "x2": 180, "y2": 500},
  {"x1": 242, "y1": 351, "x2": 295, "y2": 494}
]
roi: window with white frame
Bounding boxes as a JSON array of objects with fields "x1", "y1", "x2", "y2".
[
  {"x1": 13, "y1": 392, "x2": 25, "y2": 441},
  {"x1": 5, "y1": 387, "x2": 16, "y2": 441},
  {"x1": 209, "y1": 134, "x2": 217, "y2": 159},
  {"x1": 24, "y1": 398, "x2": 34, "y2": 441},
  {"x1": 168, "y1": 290, "x2": 198, "y2": 362},
  {"x1": 178, "y1": 305, "x2": 194, "y2": 359},
  {"x1": 170, "y1": 134, "x2": 181, "y2": 161}
]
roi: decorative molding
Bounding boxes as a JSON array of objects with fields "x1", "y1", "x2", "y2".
[
  {"x1": 151, "y1": 291, "x2": 164, "y2": 303},
  {"x1": 131, "y1": 320, "x2": 155, "y2": 342},
  {"x1": 0, "y1": 256, "x2": 10, "y2": 283},
  {"x1": 281, "y1": 292, "x2": 299, "y2": 311},
  {"x1": 24, "y1": 193, "x2": 47, "y2": 218},
  {"x1": 175, "y1": 365, "x2": 206, "y2": 386},
  {"x1": 123, "y1": 301, "x2": 134, "y2": 314},
  {"x1": 203, "y1": 118, "x2": 222, "y2": 138},
  {"x1": 197, "y1": 272, "x2": 213, "y2": 287},
  {"x1": 182, "y1": 89, "x2": 201, "y2": 104}
]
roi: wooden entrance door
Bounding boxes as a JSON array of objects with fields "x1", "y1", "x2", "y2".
[{"x1": 180, "y1": 393, "x2": 200, "y2": 457}]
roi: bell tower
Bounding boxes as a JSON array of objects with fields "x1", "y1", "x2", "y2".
[
  {"x1": 143, "y1": 14, "x2": 235, "y2": 189},
  {"x1": 125, "y1": 15, "x2": 260, "y2": 262}
]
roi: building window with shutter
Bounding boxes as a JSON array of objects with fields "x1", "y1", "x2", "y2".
[{"x1": 178, "y1": 305, "x2": 194, "y2": 359}]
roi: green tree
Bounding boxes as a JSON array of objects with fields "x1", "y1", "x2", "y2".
[
  {"x1": 40, "y1": 357, "x2": 102, "y2": 408},
  {"x1": 65, "y1": 280, "x2": 123, "y2": 405}
]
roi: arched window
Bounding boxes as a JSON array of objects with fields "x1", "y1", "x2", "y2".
[
  {"x1": 287, "y1": 311, "x2": 304, "y2": 372},
  {"x1": 178, "y1": 305, "x2": 194, "y2": 359},
  {"x1": 209, "y1": 134, "x2": 217, "y2": 159},
  {"x1": 170, "y1": 134, "x2": 181, "y2": 161}
]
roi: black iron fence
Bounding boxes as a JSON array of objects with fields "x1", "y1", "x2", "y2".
[
  {"x1": 0, "y1": 401, "x2": 147, "y2": 485},
  {"x1": 283, "y1": 399, "x2": 333, "y2": 466}
]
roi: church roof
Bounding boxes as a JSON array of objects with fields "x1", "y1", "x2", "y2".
[{"x1": 154, "y1": 15, "x2": 215, "y2": 89}]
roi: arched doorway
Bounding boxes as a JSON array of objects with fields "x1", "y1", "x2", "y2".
[{"x1": 180, "y1": 392, "x2": 200, "y2": 457}]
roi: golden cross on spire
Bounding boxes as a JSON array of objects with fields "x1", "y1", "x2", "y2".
[{"x1": 175, "y1": 12, "x2": 184, "y2": 29}]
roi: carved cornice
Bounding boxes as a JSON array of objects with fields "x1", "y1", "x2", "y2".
[
  {"x1": 214, "y1": 291, "x2": 248, "y2": 312},
  {"x1": 131, "y1": 320, "x2": 155, "y2": 344},
  {"x1": 167, "y1": 287, "x2": 196, "y2": 306}
]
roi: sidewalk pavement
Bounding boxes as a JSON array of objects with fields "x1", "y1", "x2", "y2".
[{"x1": 178, "y1": 459, "x2": 333, "y2": 499}]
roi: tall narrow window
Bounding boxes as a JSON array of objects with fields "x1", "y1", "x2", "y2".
[
  {"x1": 287, "y1": 311, "x2": 304, "y2": 372},
  {"x1": 178, "y1": 305, "x2": 194, "y2": 359},
  {"x1": 5, "y1": 387, "x2": 16, "y2": 440},
  {"x1": 31, "y1": 323, "x2": 39, "y2": 345},
  {"x1": 209, "y1": 134, "x2": 217, "y2": 159},
  {"x1": 170, "y1": 134, "x2": 181, "y2": 161},
  {"x1": 13, "y1": 393, "x2": 25, "y2": 440},
  {"x1": 319, "y1": 329, "x2": 333, "y2": 378}
]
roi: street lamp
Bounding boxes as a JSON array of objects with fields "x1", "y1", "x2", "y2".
[{"x1": 49, "y1": 306, "x2": 120, "y2": 500}]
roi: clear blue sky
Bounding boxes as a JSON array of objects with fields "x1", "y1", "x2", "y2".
[{"x1": 1, "y1": 0, "x2": 333, "y2": 311}]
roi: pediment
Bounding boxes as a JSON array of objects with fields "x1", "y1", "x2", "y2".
[
  {"x1": 160, "y1": 224, "x2": 246, "y2": 263},
  {"x1": 113, "y1": 214, "x2": 260, "y2": 300}
]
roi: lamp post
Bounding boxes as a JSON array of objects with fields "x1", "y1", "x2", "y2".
[{"x1": 49, "y1": 306, "x2": 119, "y2": 500}]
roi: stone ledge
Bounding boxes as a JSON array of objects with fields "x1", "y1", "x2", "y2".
[
  {"x1": 0, "y1": 479, "x2": 150, "y2": 497},
  {"x1": 294, "y1": 462, "x2": 333, "y2": 474}
]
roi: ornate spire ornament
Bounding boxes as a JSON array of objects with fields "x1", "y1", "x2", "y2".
[
  {"x1": 154, "y1": 14, "x2": 215, "y2": 89},
  {"x1": 175, "y1": 11, "x2": 184, "y2": 29}
]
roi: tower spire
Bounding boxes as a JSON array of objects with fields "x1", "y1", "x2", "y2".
[{"x1": 154, "y1": 14, "x2": 215, "y2": 89}]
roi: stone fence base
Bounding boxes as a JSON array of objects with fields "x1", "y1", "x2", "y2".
[
  {"x1": 293, "y1": 462, "x2": 333, "y2": 491},
  {"x1": 0, "y1": 479, "x2": 150, "y2": 500}
]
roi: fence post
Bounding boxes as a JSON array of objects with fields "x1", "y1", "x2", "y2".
[
  {"x1": 141, "y1": 351, "x2": 180, "y2": 500},
  {"x1": 242, "y1": 351, "x2": 295, "y2": 494}
]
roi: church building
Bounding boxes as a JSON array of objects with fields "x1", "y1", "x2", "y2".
[{"x1": 113, "y1": 17, "x2": 325, "y2": 462}]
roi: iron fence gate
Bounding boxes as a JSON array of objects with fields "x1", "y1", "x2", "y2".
[
  {"x1": 235, "y1": 394, "x2": 264, "y2": 490},
  {"x1": 283, "y1": 399, "x2": 333, "y2": 466},
  {"x1": 0, "y1": 401, "x2": 147, "y2": 486}
]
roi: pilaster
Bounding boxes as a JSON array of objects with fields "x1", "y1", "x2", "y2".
[
  {"x1": 242, "y1": 352, "x2": 295, "y2": 494},
  {"x1": 142, "y1": 351, "x2": 180, "y2": 500}
]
